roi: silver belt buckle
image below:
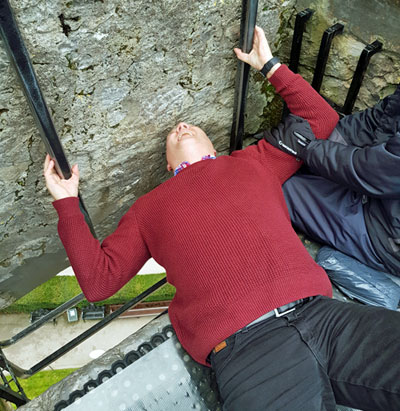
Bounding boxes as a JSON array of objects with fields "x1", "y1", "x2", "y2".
[{"x1": 274, "y1": 305, "x2": 296, "y2": 318}]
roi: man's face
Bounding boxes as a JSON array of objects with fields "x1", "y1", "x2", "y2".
[{"x1": 166, "y1": 122, "x2": 215, "y2": 171}]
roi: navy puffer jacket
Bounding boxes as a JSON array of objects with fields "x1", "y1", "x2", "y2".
[{"x1": 303, "y1": 86, "x2": 400, "y2": 275}]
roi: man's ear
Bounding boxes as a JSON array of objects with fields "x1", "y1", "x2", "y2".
[
  {"x1": 167, "y1": 163, "x2": 173, "y2": 172},
  {"x1": 214, "y1": 150, "x2": 217, "y2": 157}
]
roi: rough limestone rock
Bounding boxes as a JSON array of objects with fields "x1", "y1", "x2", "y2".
[
  {"x1": 289, "y1": 0, "x2": 400, "y2": 109},
  {"x1": 0, "y1": 0, "x2": 294, "y2": 308}
]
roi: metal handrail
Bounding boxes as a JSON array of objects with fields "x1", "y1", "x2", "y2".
[
  {"x1": 229, "y1": 0, "x2": 258, "y2": 153},
  {"x1": 0, "y1": 0, "x2": 170, "y2": 403},
  {"x1": 1, "y1": 278, "x2": 167, "y2": 378},
  {"x1": 0, "y1": 293, "x2": 85, "y2": 348},
  {"x1": 0, "y1": 0, "x2": 95, "y2": 236}
]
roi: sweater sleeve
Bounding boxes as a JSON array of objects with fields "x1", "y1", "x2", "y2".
[
  {"x1": 53, "y1": 197, "x2": 151, "y2": 301},
  {"x1": 234, "y1": 65, "x2": 339, "y2": 184},
  {"x1": 269, "y1": 65, "x2": 339, "y2": 141}
]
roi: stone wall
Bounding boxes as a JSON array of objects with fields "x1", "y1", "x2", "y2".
[
  {"x1": 287, "y1": 0, "x2": 400, "y2": 109},
  {"x1": 0, "y1": 0, "x2": 294, "y2": 308}
]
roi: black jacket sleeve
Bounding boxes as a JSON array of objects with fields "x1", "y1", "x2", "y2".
[
  {"x1": 303, "y1": 85, "x2": 400, "y2": 199},
  {"x1": 304, "y1": 130, "x2": 400, "y2": 199}
]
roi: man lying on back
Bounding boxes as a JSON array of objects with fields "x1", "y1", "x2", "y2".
[{"x1": 43, "y1": 26, "x2": 400, "y2": 410}]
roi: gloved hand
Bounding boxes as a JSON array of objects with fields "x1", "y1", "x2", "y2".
[{"x1": 263, "y1": 114, "x2": 317, "y2": 159}]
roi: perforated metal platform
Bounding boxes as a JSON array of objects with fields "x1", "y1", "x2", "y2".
[{"x1": 62, "y1": 335, "x2": 221, "y2": 411}]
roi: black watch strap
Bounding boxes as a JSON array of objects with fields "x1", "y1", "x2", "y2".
[{"x1": 260, "y1": 57, "x2": 280, "y2": 77}]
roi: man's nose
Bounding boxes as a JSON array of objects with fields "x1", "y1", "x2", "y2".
[{"x1": 176, "y1": 122, "x2": 189, "y2": 132}]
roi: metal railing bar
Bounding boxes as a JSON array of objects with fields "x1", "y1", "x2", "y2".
[
  {"x1": 282, "y1": 8, "x2": 314, "y2": 119},
  {"x1": 229, "y1": 0, "x2": 258, "y2": 153},
  {"x1": 3, "y1": 278, "x2": 167, "y2": 378},
  {"x1": 311, "y1": 23, "x2": 344, "y2": 93},
  {"x1": 342, "y1": 40, "x2": 383, "y2": 115},
  {"x1": 0, "y1": 0, "x2": 96, "y2": 236},
  {"x1": 0, "y1": 348, "x2": 29, "y2": 405},
  {"x1": 0, "y1": 384, "x2": 28, "y2": 406},
  {"x1": 0, "y1": 293, "x2": 85, "y2": 348},
  {"x1": 289, "y1": 8, "x2": 314, "y2": 73}
]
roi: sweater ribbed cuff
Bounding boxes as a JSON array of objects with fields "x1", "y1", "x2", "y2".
[
  {"x1": 52, "y1": 197, "x2": 82, "y2": 219},
  {"x1": 268, "y1": 64, "x2": 293, "y2": 90}
]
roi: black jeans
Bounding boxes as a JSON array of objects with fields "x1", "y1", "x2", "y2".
[{"x1": 210, "y1": 296, "x2": 400, "y2": 411}]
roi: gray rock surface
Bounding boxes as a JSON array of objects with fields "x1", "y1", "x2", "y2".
[
  {"x1": 291, "y1": 0, "x2": 400, "y2": 109},
  {"x1": 0, "y1": 0, "x2": 293, "y2": 308}
]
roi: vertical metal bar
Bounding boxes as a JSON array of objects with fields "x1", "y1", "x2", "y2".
[
  {"x1": 288, "y1": 8, "x2": 314, "y2": 73},
  {"x1": 0, "y1": 0, "x2": 168, "y2": 391},
  {"x1": 342, "y1": 40, "x2": 383, "y2": 115},
  {"x1": 282, "y1": 8, "x2": 314, "y2": 119},
  {"x1": 229, "y1": 0, "x2": 258, "y2": 153},
  {"x1": 0, "y1": 0, "x2": 96, "y2": 237},
  {"x1": 311, "y1": 23, "x2": 344, "y2": 93}
]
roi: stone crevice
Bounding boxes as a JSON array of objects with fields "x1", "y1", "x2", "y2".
[{"x1": 58, "y1": 13, "x2": 81, "y2": 37}]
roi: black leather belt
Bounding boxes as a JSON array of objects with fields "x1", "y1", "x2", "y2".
[{"x1": 211, "y1": 297, "x2": 313, "y2": 356}]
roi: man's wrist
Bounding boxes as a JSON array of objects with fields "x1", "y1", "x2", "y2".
[
  {"x1": 260, "y1": 57, "x2": 280, "y2": 78},
  {"x1": 266, "y1": 62, "x2": 281, "y2": 79},
  {"x1": 53, "y1": 193, "x2": 78, "y2": 201}
]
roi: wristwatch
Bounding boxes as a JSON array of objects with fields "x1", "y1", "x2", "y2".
[{"x1": 260, "y1": 57, "x2": 280, "y2": 77}]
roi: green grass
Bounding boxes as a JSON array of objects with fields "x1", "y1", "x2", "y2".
[
  {"x1": 8, "y1": 368, "x2": 78, "y2": 403},
  {"x1": 1, "y1": 274, "x2": 176, "y2": 314}
]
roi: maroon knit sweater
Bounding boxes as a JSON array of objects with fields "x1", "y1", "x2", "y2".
[{"x1": 53, "y1": 65, "x2": 339, "y2": 365}]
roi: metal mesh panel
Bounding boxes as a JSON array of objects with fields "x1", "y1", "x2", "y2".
[{"x1": 63, "y1": 336, "x2": 221, "y2": 411}]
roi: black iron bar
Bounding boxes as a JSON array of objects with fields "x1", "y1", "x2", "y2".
[
  {"x1": 288, "y1": 8, "x2": 314, "y2": 73},
  {"x1": 282, "y1": 8, "x2": 314, "y2": 119},
  {"x1": 342, "y1": 40, "x2": 383, "y2": 115},
  {"x1": 311, "y1": 23, "x2": 344, "y2": 93},
  {"x1": 2, "y1": 278, "x2": 167, "y2": 378},
  {"x1": 0, "y1": 384, "x2": 28, "y2": 407},
  {"x1": 0, "y1": 293, "x2": 85, "y2": 348},
  {"x1": 229, "y1": 0, "x2": 258, "y2": 153},
  {"x1": 0, "y1": 0, "x2": 96, "y2": 236},
  {"x1": 0, "y1": 0, "x2": 169, "y2": 388},
  {"x1": 0, "y1": 349, "x2": 29, "y2": 405}
]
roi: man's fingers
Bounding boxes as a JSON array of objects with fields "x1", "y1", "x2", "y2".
[
  {"x1": 255, "y1": 25, "x2": 266, "y2": 41},
  {"x1": 71, "y1": 164, "x2": 80, "y2": 180},
  {"x1": 254, "y1": 26, "x2": 269, "y2": 51},
  {"x1": 44, "y1": 157, "x2": 60, "y2": 184},
  {"x1": 44, "y1": 156, "x2": 54, "y2": 177},
  {"x1": 43, "y1": 153, "x2": 50, "y2": 175},
  {"x1": 234, "y1": 47, "x2": 249, "y2": 64}
]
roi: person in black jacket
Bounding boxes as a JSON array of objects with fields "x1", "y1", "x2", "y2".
[{"x1": 264, "y1": 86, "x2": 400, "y2": 277}]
